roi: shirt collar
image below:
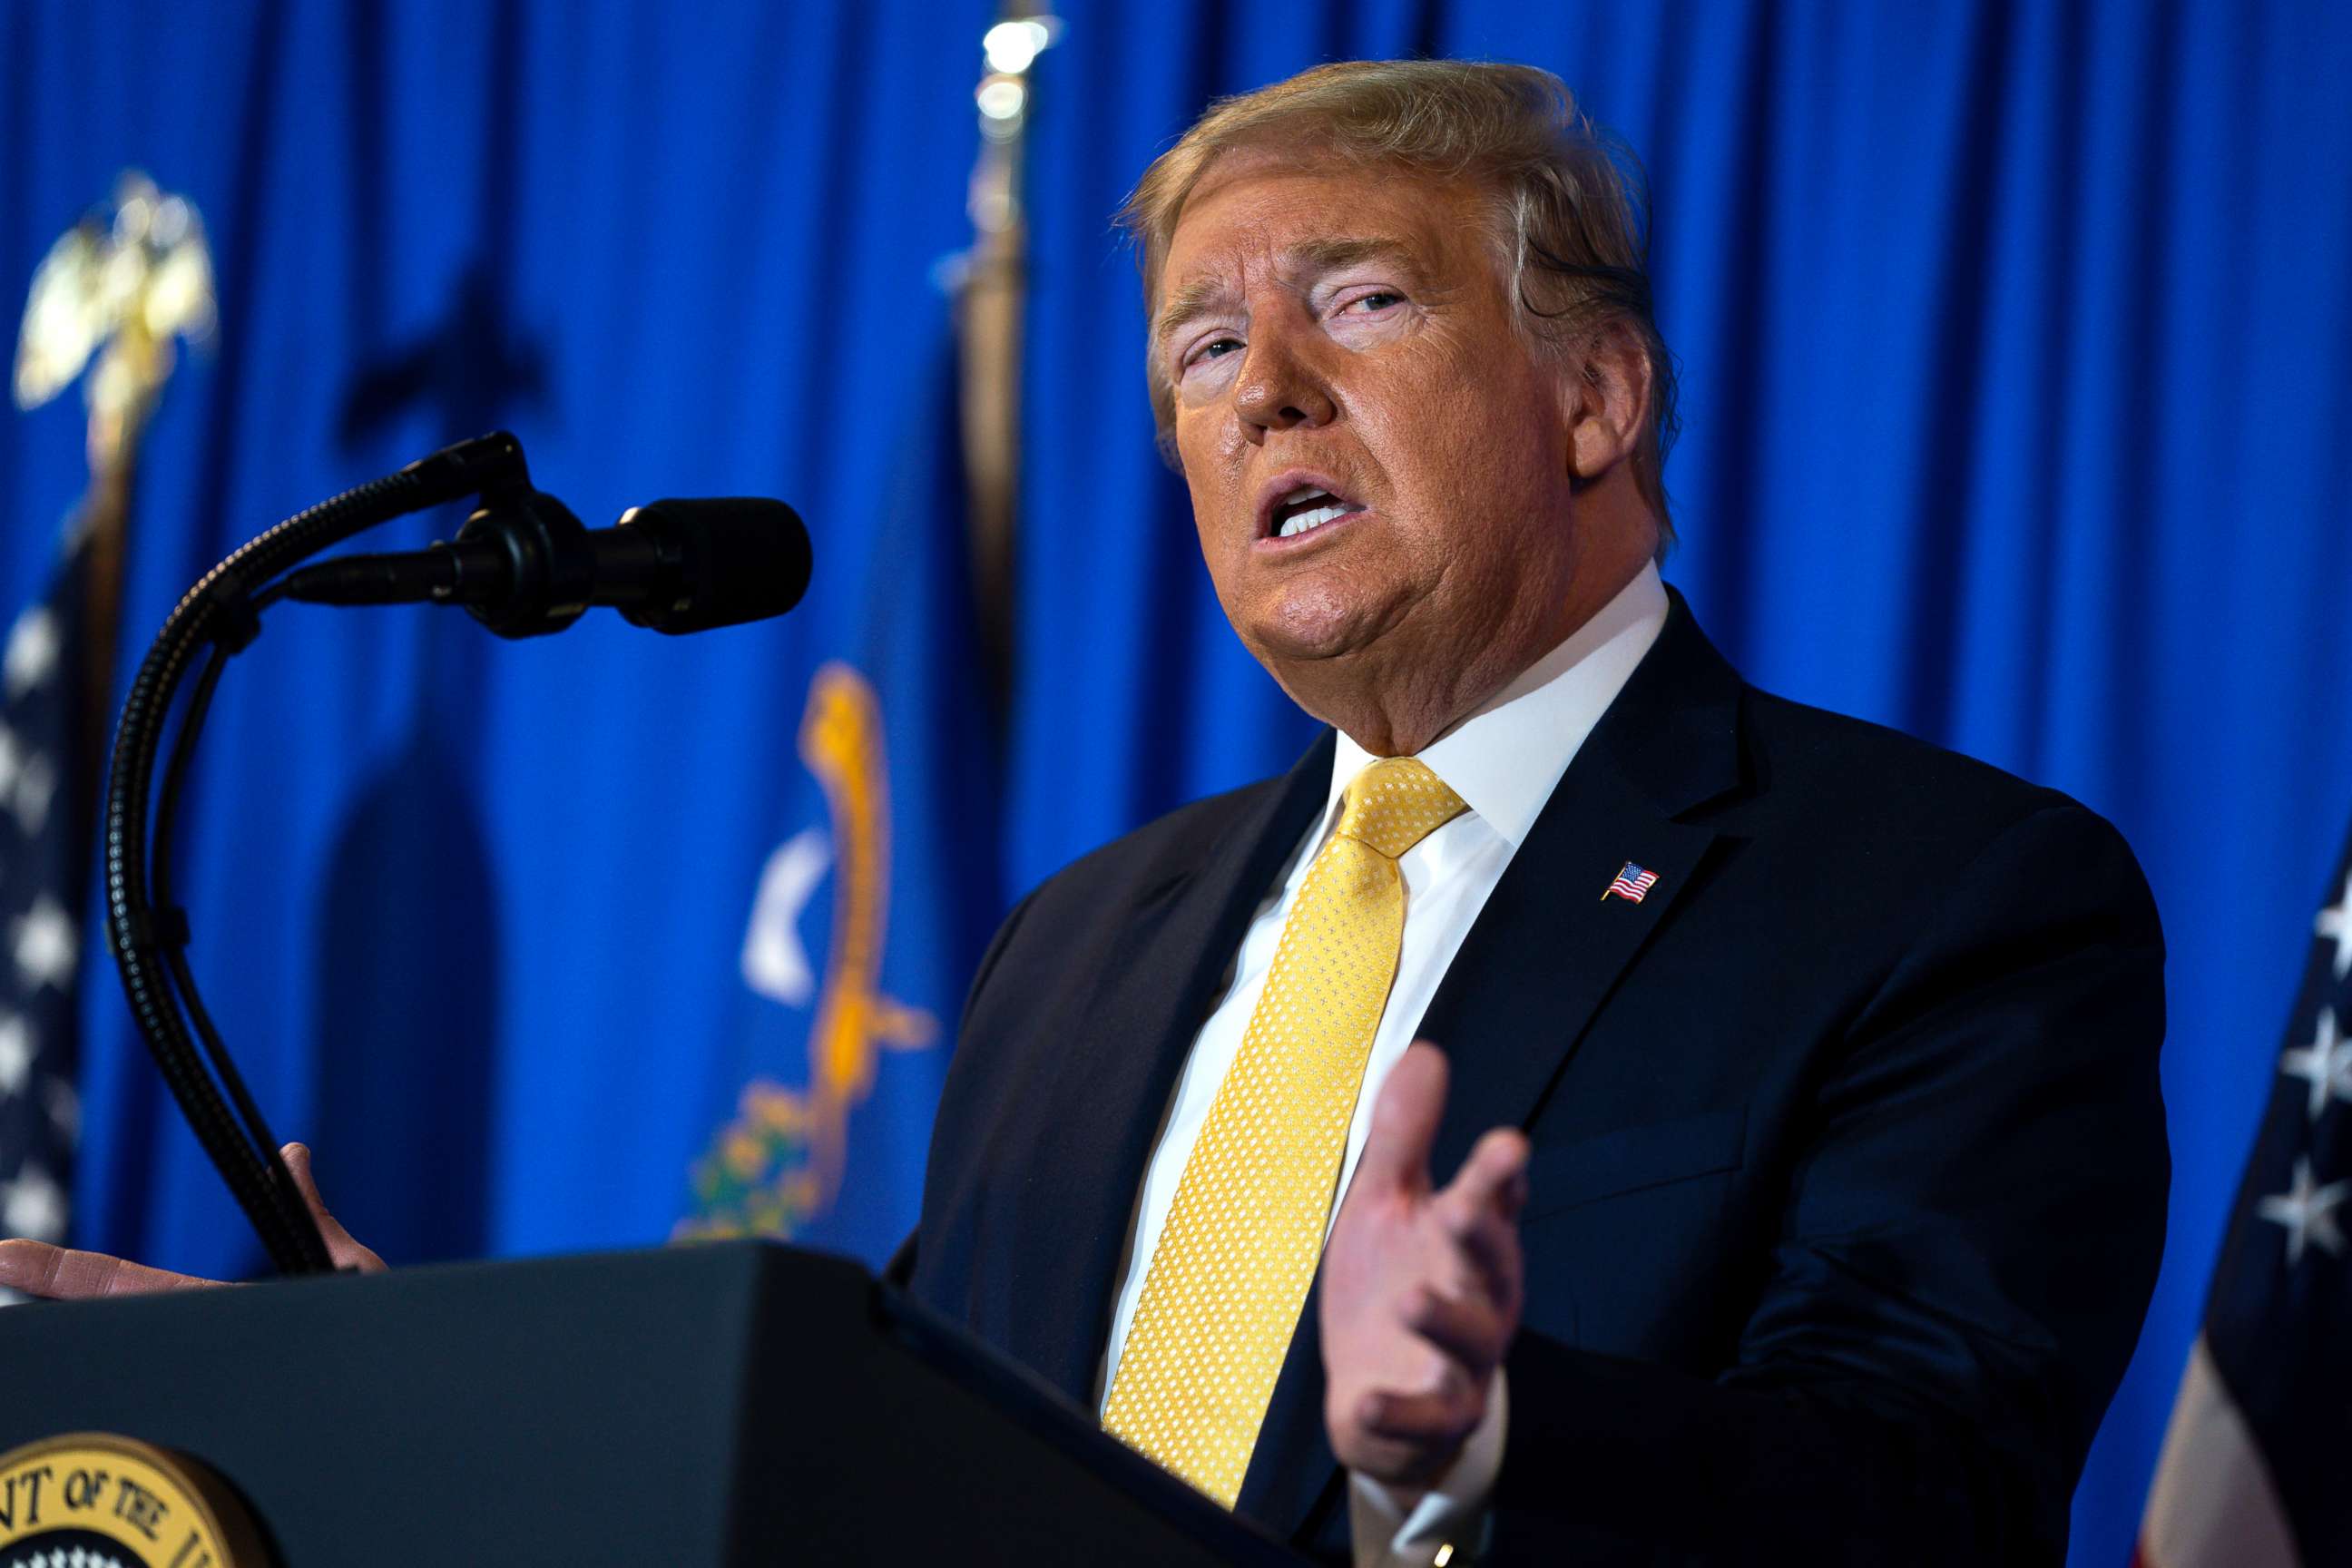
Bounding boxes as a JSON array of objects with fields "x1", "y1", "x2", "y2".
[{"x1": 1327, "y1": 561, "x2": 1671, "y2": 848}]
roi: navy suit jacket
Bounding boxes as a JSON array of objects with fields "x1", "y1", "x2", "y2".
[{"x1": 905, "y1": 595, "x2": 2168, "y2": 1564}]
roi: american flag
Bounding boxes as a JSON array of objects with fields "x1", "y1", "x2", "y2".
[
  {"x1": 2135, "y1": 823, "x2": 2352, "y2": 1566},
  {"x1": 0, "y1": 525, "x2": 90, "y2": 1298},
  {"x1": 1604, "y1": 861, "x2": 1660, "y2": 904}
]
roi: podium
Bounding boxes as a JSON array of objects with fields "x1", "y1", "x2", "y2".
[{"x1": 0, "y1": 1240, "x2": 1312, "y2": 1565}]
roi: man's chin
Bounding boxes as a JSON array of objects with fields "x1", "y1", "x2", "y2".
[
  {"x1": 1236, "y1": 586, "x2": 1415, "y2": 664},
  {"x1": 1246, "y1": 620, "x2": 1385, "y2": 670}
]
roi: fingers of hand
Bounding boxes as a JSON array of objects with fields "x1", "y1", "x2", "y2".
[
  {"x1": 1432, "y1": 1128, "x2": 1529, "y2": 1297},
  {"x1": 1355, "y1": 1367, "x2": 1485, "y2": 1451},
  {"x1": 1447, "y1": 1127, "x2": 1531, "y2": 1220},
  {"x1": 1357, "y1": 1043, "x2": 1451, "y2": 1198},
  {"x1": 282, "y1": 1142, "x2": 325, "y2": 1209},
  {"x1": 1401, "y1": 1282, "x2": 1511, "y2": 1369},
  {"x1": 279, "y1": 1143, "x2": 387, "y2": 1273},
  {"x1": 0, "y1": 1238, "x2": 215, "y2": 1298}
]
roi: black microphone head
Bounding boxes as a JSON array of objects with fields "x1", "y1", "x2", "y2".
[{"x1": 616, "y1": 498, "x2": 812, "y2": 634}]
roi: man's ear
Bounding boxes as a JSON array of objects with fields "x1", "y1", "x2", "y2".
[{"x1": 1564, "y1": 319, "x2": 1653, "y2": 483}]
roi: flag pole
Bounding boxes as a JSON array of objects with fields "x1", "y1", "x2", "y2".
[
  {"x1": 957, "y1": 8, "x2": 1058, "y2": 722},
  {"x1": 15, "y1": 173, "x2": 217, "y2": 837},
  {"x1": 4, "y1": 172, "x2": 214, "y2": 1265}
]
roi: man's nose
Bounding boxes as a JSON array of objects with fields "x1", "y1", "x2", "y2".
[{"x1": 1232, "y1": 328, "x2": 1337, "y2": 437}]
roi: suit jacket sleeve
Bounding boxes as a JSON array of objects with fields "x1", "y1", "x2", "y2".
[
  {"x1": 1485, "y1": 801, "x2": 2168, "y2": 1565},
  {"x1": 886, "y1": 880, "x2": 1044, "y2": 1294}
]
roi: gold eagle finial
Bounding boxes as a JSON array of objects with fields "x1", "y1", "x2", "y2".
[{"x1": 15, "y1": 171, "x2": 216, "y2": 474}]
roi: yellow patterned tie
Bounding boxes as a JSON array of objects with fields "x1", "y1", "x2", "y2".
[{"x1": 1102, "y1": 757, "x2": 1468, "y2": 1505}]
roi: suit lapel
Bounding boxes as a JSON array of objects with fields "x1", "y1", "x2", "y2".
[
  {"x1": 1416, "y1": 760, "x2": 1720, "y2": 1186},
  {"x1": 1236, "y1": 593, "x2": 1749, "y2": 1540},
  {"x1": 1008, "y1": 732, "x2": 1336, "y2": 1406}
]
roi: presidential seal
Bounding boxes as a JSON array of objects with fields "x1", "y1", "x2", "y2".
[{"x1": 0, "y1": 1434, "x2": 266, "y2": 1568}]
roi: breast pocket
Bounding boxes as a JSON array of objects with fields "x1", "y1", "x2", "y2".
[{"x1": 1524, "y1": 1107, "x2": 1747, "y2": 1220}]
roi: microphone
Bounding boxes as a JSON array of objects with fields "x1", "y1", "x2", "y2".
[{"x1": 279, "y1": 489, "x2": 812, "y2": 638}]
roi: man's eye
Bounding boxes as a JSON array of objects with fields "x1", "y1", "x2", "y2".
[
  {"x1": 1185, "y1": 336, "x2": 1242, "y2": 370},
  {"x1": 1342, "y1": 291, "x2": 1405, "y2": 314}
]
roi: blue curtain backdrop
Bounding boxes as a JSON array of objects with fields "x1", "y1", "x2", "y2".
[{"x1": 5, "y1": 5, "x2": 2351, "y2": 1565}]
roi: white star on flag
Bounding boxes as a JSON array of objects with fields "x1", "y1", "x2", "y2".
[
  {"x1": 12, "y1": 895, "x2": 77, "y2": 991},
  {"x1": 2257, "y1": 1153, "x2": 2350, "y2": 1265},
  {"x1": 1, "y1": 1168, "x2": 65, "y2": 1241},
  {"x1": 8, "y1": 748, "x2": 55, "y2": 837},
  {"x1": 0, "y1": 1012, "x2": 29, "y2": 1093},
  {"x1": 3, "y1": 607, "x2": 58, "y2": 701},
  {"x1": 2318, "y1": 868, "x2": 2352, "y2": 982},
  {"x1": 2280, "y1": 1007, "x2": 2352, "y2": 1121}
]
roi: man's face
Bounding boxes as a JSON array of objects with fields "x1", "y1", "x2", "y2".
[{"x1": 1156, "y1": 151, "x2": 1588, "y2": 720}]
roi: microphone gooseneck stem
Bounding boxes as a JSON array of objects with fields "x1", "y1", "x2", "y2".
[{"x1": 103, "y1": 432, "x2": 530, "y2": 1274}]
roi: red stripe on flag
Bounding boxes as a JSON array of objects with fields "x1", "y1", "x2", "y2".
[{"x1": 2136, "y1": 1337, "x2": 2298, "y2": 1568}]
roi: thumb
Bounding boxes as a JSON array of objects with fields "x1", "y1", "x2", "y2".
[
  {"x1": 1355, "y1": 1042, "x2": 1449, "y2": 1200},
  {"x1": 280, "y1": 1143, "x2": 387, "y2": 1273}
]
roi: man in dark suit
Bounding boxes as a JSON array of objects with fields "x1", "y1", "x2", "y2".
[
  {"x1": 901, "y1": 58, "x2": 2167, "y2": 1568},
  {"x1": 0, "y1": 56, "x2": 2166, "y2": 1568}
]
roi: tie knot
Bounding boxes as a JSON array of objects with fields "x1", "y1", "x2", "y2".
[{"x1": 1335, "y1": 758, "x2": 1468, "y2": 859}]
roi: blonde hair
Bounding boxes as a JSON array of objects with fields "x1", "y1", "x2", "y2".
[{"x1": 1120, "y1": 59, "x2": 1680, "y2": 540}]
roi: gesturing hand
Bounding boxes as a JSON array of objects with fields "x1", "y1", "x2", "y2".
[
  {"x1": 1320, "y1": 1043, "x2": 1529, "y2": 1491},
  {"x1": 0, "y1": 1142, "x2": 384, "y2": 1298}
]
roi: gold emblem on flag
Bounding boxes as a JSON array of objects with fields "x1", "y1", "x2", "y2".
[{"x1": 680, "y1": 662, "x2": 938, "y2": 1240}]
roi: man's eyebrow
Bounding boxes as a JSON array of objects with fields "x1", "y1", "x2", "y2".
[
  {"x1": 1153, "y1": 276, "x2": 1235, "y2": 354},
  {"x1": 1152, "y1": 238, "x2": 1423, "y2": 352},
  {"x1": 1286, "y1": 236, "x2": 1418, "y2": 279}
]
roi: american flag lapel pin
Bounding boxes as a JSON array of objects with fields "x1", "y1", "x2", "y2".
[{"x1": 1603, "y1": 861, "x2": 1661, "y2": 903}]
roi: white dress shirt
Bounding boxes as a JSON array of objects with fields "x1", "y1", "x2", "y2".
[{"x1": 1095, "y1": 563, "x2": 1671, "y2": 1566}]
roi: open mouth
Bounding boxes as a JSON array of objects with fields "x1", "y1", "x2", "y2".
[{"x1": 1266, "y1": 484, "x2": 1367, "y2": 541}]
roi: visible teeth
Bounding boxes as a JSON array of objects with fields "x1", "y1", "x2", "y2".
[
  {"x1": 1280, "y1": 485, "x2": 1332, "y2": 506},
  {"x1": 1279, "y1": 504, "x2": 1348, "y2": 538}
]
